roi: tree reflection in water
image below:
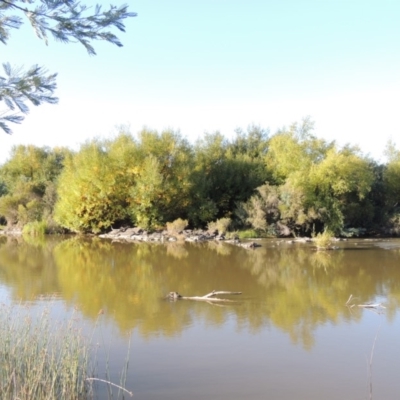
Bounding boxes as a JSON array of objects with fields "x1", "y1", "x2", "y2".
[{"x1": 0, "y1": 236, "x2": 400, "y2": 349}]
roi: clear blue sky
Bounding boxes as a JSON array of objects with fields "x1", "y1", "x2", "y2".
[{"x1": 1, "y1": 0, "x2": 400, "y2": 163}]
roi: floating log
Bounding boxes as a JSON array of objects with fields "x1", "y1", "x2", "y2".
[
  {"x1": 167, "y1": 290, "x2": 242, "y2": 302},
  {"x1": 345, "y1": 294, "x2": 386, "y2": 309},
  {"x1": 357, "y1": 303, "x2": 386, "y2": 309}
]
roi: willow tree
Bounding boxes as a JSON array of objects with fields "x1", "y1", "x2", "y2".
[
  {"x1": 305, "y1": 147, "x2": 374, "y2": 233},
  {"x1": 384, "y1": 141, "x2": 400, "y2": 211},
  {"x1": 129, "y1": 129, "x2": 194, "y2": 228},
  {"x1": 265, "y1": 118, "x2": 334, "y2": 184},
  {"x1": 54, "y1": 138, "x2": 136, "y2": 233},
  {"x1": 0, "y1": 1, "x2": 136, "y2": 133},
  {"x1": 189, "y1": 127, "x2": 270, "y2": 227},
  {"x1": 382, "y1": 141, "x2": 400, "y2": 233},
  {"x1": 0, "y1": 144, "x2": 69, "y2": 226}
]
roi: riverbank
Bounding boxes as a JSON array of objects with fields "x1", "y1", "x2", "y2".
[{"x1": 98, "y1": 227, "x2": 262, "y2": 249}]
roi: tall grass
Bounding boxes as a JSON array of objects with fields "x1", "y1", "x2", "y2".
[
  {"x1": 22, "y1": 220, "x2": 47, "y2": 236},
  {"x1": 0, "y1": 304, "x2": 92, "y2": 399},
  {"x1": 312, "y1": 230, "x2": 334, "y2": 250},
  {"x1": 0, "y1": 303, "x2": 132, "y2": 399}
]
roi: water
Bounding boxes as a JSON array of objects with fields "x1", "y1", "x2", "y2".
[{"x1": 0, "y1": 235, "x2": 400, "y2": 399}]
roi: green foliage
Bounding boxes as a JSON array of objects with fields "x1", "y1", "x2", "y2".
[
  {"x1": 382, "y1": 141, "x2": 400, "y2": 234},
  {"x1": 313, "y1": 230, "x2": 334, "y2": 250},
  {"x1": 166, "y1": 218, "x2": 188, "y2": 233},
  {"x1": 0, "y1": 304, "x2": 92, "y2": 399},
  {"x1": 241, "y1": 141, "x2": 375, "y2": 236},
  {"x1": 129, "y1": 129, "x2": 194, "y2": 228},
  {"x1": 305, "y1": 147, "x2": 374, "y2": 233},
  {"x1": 207, "y1": 217, "x2": 232, "y2": 234},
  {"x1": 130, "y1": 154, "x2": 164, "y2": 228},
  {"x1": 189, "y1": 127, "x2": 270, "y2": 226},
  {"x1": 0, "y1": 1, "x2": 136, "y2": 133},
  {"x1": 54, "y1": 130, "x2": 193, "y2": 232},
  {"x1": 242, "y1": 194, "x2": 268, "y2": 231},
  {"x1": 231, "y1": 124, "x2": 269, "y2": 159},
  {"x1": 54, "y1": 139, "x2": 133, "y2": 233},
  {"x1": 0, "y1": 178, "x2": 6, "y2": 196},
  {"x1": 22, "y1": 220, "x2": 47, "y2": 236},
  {"x1": 0, "y1": 63, "x2": 58, "y2": 134},
  {"x1": 384, "y1": 146, "x2": 400, "y2": 211},
  {"x1": 1, "y1": 120, "x2": 399, "y2": 236},
  {"x1": 0, "y1": 145, "x2": 68, "y2": 227},
  {"x1": 235, "y1": 229, "x2": 259, "y2": 239},
  {"x1": 265, "y1": 117, "x2": 333, "y2": 184}
]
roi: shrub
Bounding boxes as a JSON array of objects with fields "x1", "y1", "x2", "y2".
[
  {"x1": 166, "y1": 218, "x2": 188, "y2": 233},
  {"x1": 22, "y1": 220, "x2": 47, "y2": 236},
  {"x1": 313, "y1": 230, "x2": 334, "y2": 250},
  {"x1": 236, "y1": 229, "x2": 259, "y2": 239},
  {"x1": 207, "y1": 217, "x2": 232, "y2": 234}
]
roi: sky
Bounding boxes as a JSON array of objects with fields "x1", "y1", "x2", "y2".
[{"x1": 1, "y1": 0, "x2": 400, "y2": 163}]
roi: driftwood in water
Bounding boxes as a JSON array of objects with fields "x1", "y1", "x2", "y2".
[
  {"x1": 345, "y1": 294, "x2": 386, "y2": 310},
  {"x1": 167, "y1": 290, "x2": 242, "y2": 302}
]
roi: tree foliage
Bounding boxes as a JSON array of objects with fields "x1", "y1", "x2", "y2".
[
  {"x1": 189, "y1": 126, "x2": 270, "y2": 226},
  {"x1": 384, "y1": 140, "x2": 400, "y2": 210},
  {"x1": 127, "y1": 129, "x2": 194, "y2": 228},
  {"x1": 1, "y1": 122, "x2": 400, "y2": 236},
  {"x1": 0, "y1": 0, "x2": 136, "y2": 133},
  {"x1": 265, "y1": 117, "x2": 333, "y2": 184},
  {"x1": 241, "y1": 139, "x2": 375, "y2": 236},
  {"x1": 0, "y1": 144, "x2": 69, "y2": 227},
  {"x1": 304, "y1": 147, "x2": 374, "y2": 233},
  {"x1": 54, "y1": 138, "x2": 134, "y2": 233}
]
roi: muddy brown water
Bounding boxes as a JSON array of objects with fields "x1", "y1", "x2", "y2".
[{"x1": 1, "y1": 235, "x2": 400, "y2": 399}]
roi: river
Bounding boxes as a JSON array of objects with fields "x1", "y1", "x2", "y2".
[{"x1": 0, "y1": 235, "x2": 399, "y2": 399}]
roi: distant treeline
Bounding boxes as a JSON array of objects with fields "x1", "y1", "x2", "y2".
[{"x1": 1, "y1": 118, "x2": 399, "y2": 237}]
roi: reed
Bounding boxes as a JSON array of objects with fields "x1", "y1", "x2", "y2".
[
  {"x1": 0, "y1": 303, "x2": 132, "y2": 399},
  {"x1": 22, "y1": 220, "x2": 47, "y2": 236},
  {"x1": 312, "y1": 230, "x2": 334, "y2": 250}
]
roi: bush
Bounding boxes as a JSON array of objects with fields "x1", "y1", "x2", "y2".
[
  {"x1": 313, "y1": 230, "x2": 334, "y2": 250},
  {"x1": 166, "y1": 218, "x2": 188, "y2": 233},
  {"x1": 236, "y1": 229, "x2": 259, "y2": 239},
  {"x1": 207, "y1": 217, "x2": 232, "y2": 234},
  {"x1": 22, "y1": 220, "x2": 47, "y2": 236}
]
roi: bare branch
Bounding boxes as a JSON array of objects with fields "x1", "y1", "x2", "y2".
[
  {"x1": 86, "y1": 378, "x2": 133, "y2": 397},
  {"x1": 167, "y1": 290, "x2": 242, "y2": 302}
]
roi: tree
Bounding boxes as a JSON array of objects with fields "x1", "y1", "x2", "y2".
[
  {"x1": 129, "y1": 129, "x2": 194, "y2": 228},
  {"x1": 54, "y1": 138, "x2": 134, "y2": 233},
  {"x1": 0, "y1": 144, "x2": 70, "y2": 226},
  {"x1": 0, "y1": 0, "x2": 136, "y2": 134},
  {"x1": 265, "y1": 117, "x2": 333, "y2": 184},
  {"x1": 384, "y1": 140, "x2": 400, "y2": 211},
  {"x1": 189, "y1": 128, "x2": 270, "y2": 226},
  {"x1": 305, "y1": 147, "x2": 374, "y2": 233}
]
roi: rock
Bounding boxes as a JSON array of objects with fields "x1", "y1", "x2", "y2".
[
  {"x1": 240, "y1": 241, "x2": 261, "y2": 249},
  {"x1": 99, "y1": 226, "x2": 262, "y2": 249}
]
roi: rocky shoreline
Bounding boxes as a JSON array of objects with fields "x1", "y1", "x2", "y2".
[{"x1": 98, "y1": 227, "x2": 262, "y2": 249}]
